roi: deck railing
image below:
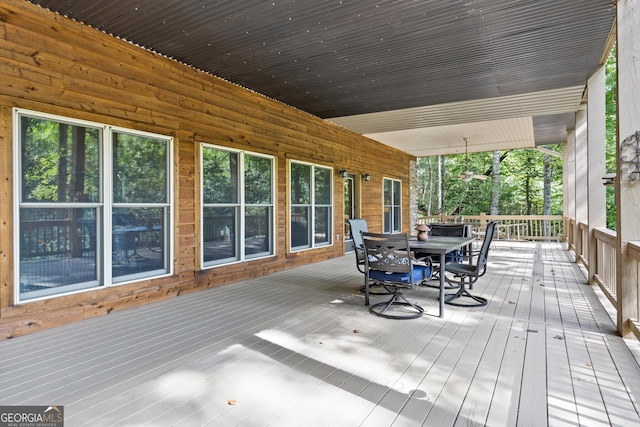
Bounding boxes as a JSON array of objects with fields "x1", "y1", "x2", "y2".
[
  {"x1": 418, "y1": 214, "x2": 564, "y2": 241},
  {"x1": 628, "y1": 241, "x2": 640, "y2": 337},
  {"x1": 577, "y1": 221, "x2": 590, "y2": 269},
  {"x1": 592, "y1": 227, "x2": 617, "y2": 305},
  {"x1": 565, "y1": 217, "x2": 640, "y2": 341}
]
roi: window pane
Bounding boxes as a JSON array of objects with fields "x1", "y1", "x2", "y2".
[
  {"x1": 21, "y1": 116, "x2": 100, "y2": 203},
  {"x1": 393, "y1": 207, "x2": 401, "y2": 232},
  {"x1": 202, "y1": 207, "x2": 238, "y2": 264},
  {"x1": 245, "y1": 155, "x2": 272, "y2": 204},
  {"x1": 245, "y1": 206, "x2": 273, "y2": 257},
  {"x1": 383, "y1": 179, "x2": 392, "y2": 205},
  {"x1": 314, "y1": 167, "x2": 331, "y2": 205},
  {"x1": 202, "y1": 148, "x2": 239, "y2": 204},
  {"x1": 383, "y1": 206, "x2": 392, "y2": 233},
  {"x1": 19, "y1": 207, "x2": 98, "y2": 300},
  {"x1": 291, "y1": 206, "x2": 310, "y2": 248},
  {"x1": 393, "y1": 181, "x2": 401, "y2": 205},
  {"x1": 113, "y1": 133, "x2": 167, "y2": 204},
  {"x1": 314, "y1": 207, "x2": 331, "y2": 245},
  {"x1": 290, "y1": 163, "x2": 311, "y2": 204},
  {"x1": 112, "y1": 207, "x2": 167, "y2": 281}
]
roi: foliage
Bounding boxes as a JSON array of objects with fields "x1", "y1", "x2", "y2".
[
  {"x1": 113, "y1": 132, "x2": 168, "y2": 204},
  {"x1": 417, "y1": 146, "x2": 563, "y2": 216},
  {"x1": 21, "y1": 117, "x2": 100, "y2": 203},
  {"x1": 605, "y1": 45, "x2": 617, "y2": 230}
]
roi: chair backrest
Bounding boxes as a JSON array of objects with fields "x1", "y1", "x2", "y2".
[
  {"x1": 362, "y1": 232, "x2": 413, "y2": 275},
  {"x1": 347, "y1": 219, "x2": 368, "y2": 272},
  {"x1": 347, "y1": 219, "x2": 368, "y2": 248},
  {"x1": 430, "y1": 223, "x2": 468, "y2": 237},
  {"x1": 476, "y1": 221, "x2": 498, "y2": 274}
]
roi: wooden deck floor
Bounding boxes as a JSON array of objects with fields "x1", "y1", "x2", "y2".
[{"x1": 1, "y1": 241, "x2": 640, "y2": 426}]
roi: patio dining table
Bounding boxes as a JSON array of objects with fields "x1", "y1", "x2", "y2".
[{"x1": 410, "y1": 235, "x2": 475, "y2": 317}]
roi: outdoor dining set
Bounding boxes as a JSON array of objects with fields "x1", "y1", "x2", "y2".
[{"x1": 347, "y1": 219, "x2": 499, "y2": 319}]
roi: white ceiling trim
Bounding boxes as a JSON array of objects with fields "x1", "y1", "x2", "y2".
[
  {"x1": 327, "y1": 86, "x2": 584, "y2": 134},
  {"x1": 326, "y1": 86, "x2": 583, "y2": 157},
  {"x1": 366, "y1": 116, "x2": 536, "y2": 157}
]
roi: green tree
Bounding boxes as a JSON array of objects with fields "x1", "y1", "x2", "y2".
[
  {"x1": 605, "y1": 45, "x2": 617, "y2": 230},
  {"x1": 417, "y1": 146, "x2": 563, "y2": 217}
]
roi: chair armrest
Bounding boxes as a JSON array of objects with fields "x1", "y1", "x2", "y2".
[{"x1": 412, "y1": 255, "x2": 433, "y2": 268}]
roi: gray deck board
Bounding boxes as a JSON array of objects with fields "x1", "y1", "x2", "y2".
[{"x1": 1, "y1": 241, "x2": 639, "y2": 426}]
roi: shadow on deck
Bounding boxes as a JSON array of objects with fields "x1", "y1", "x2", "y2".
[{"x1": 1, "y1": 241, "x2": 639, "y2": 426}]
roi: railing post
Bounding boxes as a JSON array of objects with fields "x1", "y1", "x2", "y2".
[
  {"x1": 616, "y1": 0, "x2": 640, "y2": 337},
  {"x1": 587, "y1": 65, "x2": 607, "y2": 288}
]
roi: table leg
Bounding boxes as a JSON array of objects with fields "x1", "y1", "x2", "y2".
[
  {"x1": 365, "y1": 279, "x2": 370, "y2": 306},
  {"x1": 439, "y1": 260, "x2": 445, "y2": 317}
]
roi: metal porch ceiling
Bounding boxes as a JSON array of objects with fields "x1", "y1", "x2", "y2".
[{"x1": 28, "y1": 0, "x2": 616, "y2": 157}]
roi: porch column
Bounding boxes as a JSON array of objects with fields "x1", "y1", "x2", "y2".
[
  {"x1": 616, "y1": 0, "x2": 640, "y2": 336},
  {"x1": 564, "y1": 129, "x2": 576, "y2": 252},
  {"x1": 575, "y1": 108, "x2": 588, "y2": 264},
  {"x1": 587, "y1": 66, "x2": 607, "y2": 285}
]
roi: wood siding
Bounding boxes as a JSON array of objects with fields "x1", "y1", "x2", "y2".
[{"x1": 0, "y1": 0, "x2": 415, "y2": 339}]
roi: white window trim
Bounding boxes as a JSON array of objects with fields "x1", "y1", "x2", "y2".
[
  {"x1": 289, "y1": 160, "x2": 334, "y2": 252},
  {"x1": 13, "y1": 108, "x2": 174, "y2": 304},
  {"x1": 383, "y1": 177, "x2": 402, "y2": 234},
  {"x1": 200, "y1": 143, "x2": 276, "y2": 269}
]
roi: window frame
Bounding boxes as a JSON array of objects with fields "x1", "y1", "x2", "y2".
[
  {"x1": 383, "y1": 177, "x2": 402, "y2": 234},
  {"x1": 200, "y1": 143, "x2": 276, "y2": 268},
  {"x1": 13, "y1": 108, "x2": 174, "y2": 303},
  {"x1": 289, "y1": 160, "x2": 334, "y2": 252}
]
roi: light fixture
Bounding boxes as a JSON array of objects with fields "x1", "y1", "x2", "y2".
[
  {"x1": 602, "y1": 173, "x2": 615, "y2": 186},
  {"x1": 338, "y1": 169, "x2": 349, "y2": 178},
  {"x1": 620, "y1": 131, "x2": 640, "y2": 182},
  {"x1": 361, "y1": 173, "x2": 371, "y2": 182}
]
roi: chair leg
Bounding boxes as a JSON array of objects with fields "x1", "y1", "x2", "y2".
[
  {"x1": 444, "y1": 281, "x2": 487, "y2": 307},
  {"x1": 422, "y1": 272, "x2": 460, "y2": 290},
  {"x1": 369, "y1": 290, "x2": 424, "y2": 319},
  {"x1": 360, "y1": 283, "x2": 394, "y2": 295}
]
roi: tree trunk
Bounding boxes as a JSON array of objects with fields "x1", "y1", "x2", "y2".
[
  {"x1": 490, "y1": 150, "x2": 500, "y2": 214},
  {"x1": 543, "y1": 153, "x2": 552, "y2": 236},
  {"x1": 525, "y1": 153, "x2": 532, "y2": 215},
  {"x1": 439, "y1": 155, "x2": 445, "y2": 214}
]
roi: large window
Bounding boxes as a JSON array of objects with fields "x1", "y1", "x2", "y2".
[
  {"x1": 290, "y1": 161, "x2": 333, "y2": 250},
  {"x1": 14, "y1": 109, "x2": 172, "y2": 302},
  {"x1": 383, "y1": 178, "x2": 402, "y2": 233},
  {"x1": 201, "y1": 144, "x2": 275, "y2": 267}
]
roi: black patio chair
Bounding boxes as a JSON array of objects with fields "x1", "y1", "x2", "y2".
[
  {"x1": 362, "y1": 232, "x2": 431, "y2": 319},
  {"x1": 347, "y1": 218, "x2": 392, "y2": 295},
  {"x1": 418, "y1": 223, "x2": 469, "y2": 289},
  {"x1": 347, "y1": 218, "x2": 368, "y2": 273},
  {"x1": 443, "y1": 220, "x2": 498, "y2": 307}
]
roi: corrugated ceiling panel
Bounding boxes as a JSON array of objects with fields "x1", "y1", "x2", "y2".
[
  {"x1": 31, "y1": 0, "x2": 615, "y2": 117},
  {"x1": 28, "y1": 0, "x2": 615, "y2": 155}
]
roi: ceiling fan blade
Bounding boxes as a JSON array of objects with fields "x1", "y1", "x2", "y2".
[{"x1": 472, "y1": 174, "x2": 488, "y2": 180}]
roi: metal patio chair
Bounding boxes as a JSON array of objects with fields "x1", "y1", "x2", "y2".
[
  {"x1": 444, "y1": 220, "x2": 498, "y2": 307},
  {"x1": 347, "y1": 218, "x2": 368, "y2": 274},
  {"x1": 362, "y1": 232, "x2": 431, "y2": 319},
  {"x1": 418, "y1": 223, "x2": 469, "y2": 289},
  {"x1": 347, "y1": 218, "x2": 392, "y2": 295}
]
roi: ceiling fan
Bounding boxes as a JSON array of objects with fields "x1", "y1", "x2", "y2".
[{"x1": 459, "y1": 137, "x2": 488, "y2": 182}]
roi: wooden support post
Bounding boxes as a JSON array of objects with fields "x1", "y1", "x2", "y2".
[
  {"x1": 616, "y1": 0, "x2": 640, "y2": 336},
  {"x1": 564, "y1": 129, "x2": 576, "y2": 253},
  {"x1": 575, "y1": 108, "x2": 588, "y2": 263},
  {"x1": 587, "y1": 66, "x2": 607, "y2": 285}
]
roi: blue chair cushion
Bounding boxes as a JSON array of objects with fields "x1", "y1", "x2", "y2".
[
  {"x1": 426, "y1": 250, "x2": 463, "y2": 264},
  {"x1": 368, "y1": 264, "x2": 431, "y2": 283}
]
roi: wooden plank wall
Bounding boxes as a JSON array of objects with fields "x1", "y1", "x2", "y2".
[{"x1": 0, "y1": 0, "x2": 415, "y2": 338}]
